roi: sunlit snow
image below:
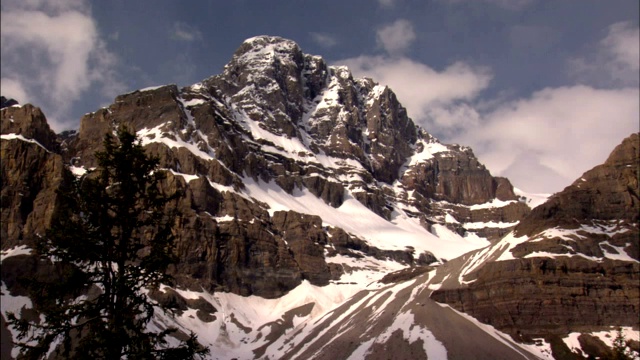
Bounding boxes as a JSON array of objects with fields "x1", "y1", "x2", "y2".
[
  {"x1": 0, "y1": 245, "x2": 32, "y2": 262},
  {"x1": 242, "y1": 177, "x2": 490, "y2": 261},
  {"x1": 514, "y1": 187, "x2": 550, "y2": 209},
  {"x1": 1, "y1": 133, "x2": 50, "y2": 152}
]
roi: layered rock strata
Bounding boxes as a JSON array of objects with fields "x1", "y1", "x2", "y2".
[{"x1": 431, "y1": 133, "x2": 640, "y2": 343}]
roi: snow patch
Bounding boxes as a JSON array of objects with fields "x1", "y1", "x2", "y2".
[
  {"x1": 463, "y1": 221, "x2": 518, "y2": 230},
  {"x1": 468, "y1": 198, "x2": 517, "y2": 210},
  {"x1": 364, "y1": 311, "x2": 447, "y2": 359},
  {"x1": 1, "y1": 283, "x2": 34, "y2": 358},
  {"x1": 1, "y1": 133, "x2": 50, "y2": 152},
  {"x1": 183, "y1": 98, "x2": 206, "y2": 107},
  {"x1": 139, "y1": 85, "x2": 165, "y2": 92},
  {"x1": 562, "y1": 328, "x2": 640, "y2": 359},
  {"x1": 0, "y1": 245, "x2": 32, "y2": 262},
  {"x1": 69, "y1": 165, "x2": 87, "y2": 177},
  {"x1": 137, "y1": 124, "x2": 215, "y2": 161},
  {"x1": 406, "y1": 140, "x2": 450, "y2": 167}
]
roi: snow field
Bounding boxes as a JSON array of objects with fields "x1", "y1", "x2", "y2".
[
  {"x1": 243, "y1": 176, "x2": 491, "y2": 261},
  {"x1": 164, "y1": 272, "x2": 394, "y2": 360}
]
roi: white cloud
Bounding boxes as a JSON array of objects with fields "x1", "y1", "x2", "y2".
[
  {"x1": 0, "y1": 0, "x2": 124, "y2": 131},
  {"x1": 454, "y1": 86, "x2": 639, "y2": 193},
  {"x1": 602, "y1": 21, "x2": 639, "y2": 72},
  {"x1": 376, "y1": 19, "x2": 416, "y2": 55},
  {"x1": 569, "y1": 21, "x2": 639, "y2": 87},
  {"x1": 2, "y1": 10, "x2": 96, "y2": 103},
  {"x1": 497, "y1": 22, "x2": 637, "y2": 192},
  {"x1": 310, "y1": 32, "x2": 338, "y2": 48},
  {"x1": 170, "y1": 22, "x2": 203, "y2": 42}
]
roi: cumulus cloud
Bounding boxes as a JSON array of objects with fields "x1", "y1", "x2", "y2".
[
  {"x1": 376, "y1": 19, "x2": 416, "y2": 55},
  {"x1": 310, "y1": 32, "x2": 338, "y2": 48},
  {"x1": 569, "y1": 21, "x2": 639, "y2": 87},
  {"x1": 0, "y1": 0, "x2": 124, "y2": 130},
  {"x1": 454, "y1": 86, "x2": 639, "y2": 193},
  {"x1": 483, "y1": 22, "x2": 638, "y2": 192},
  {"x1": 170, "y1": 22, "x2": 203, "y2": 42}
]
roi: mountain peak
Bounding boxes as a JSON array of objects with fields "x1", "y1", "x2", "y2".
[
  {"x1": 605, "y1": 132, "x2": 639, "y2": 167},
  {"x1": 229, "y1": 35, "x2": 303, "y2": 70},
  {"x1": 242, "y1": 35, "x2": 299, "y2": 49}
]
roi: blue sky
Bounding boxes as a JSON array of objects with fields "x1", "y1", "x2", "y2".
[{"x1": 1, "y1": 0, "x2": 638, "y2": 193}]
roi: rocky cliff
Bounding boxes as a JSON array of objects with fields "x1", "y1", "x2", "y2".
[{"x1": 1, "y1": 103, "x2": 65, "y2": 249}]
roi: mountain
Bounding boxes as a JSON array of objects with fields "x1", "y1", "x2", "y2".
[
  {"x1": 429, "y1": 133, "x2": 639, "y2": 356},
  {"x1": 1, "y1": 36, "x2": 637, "y2": 359}
]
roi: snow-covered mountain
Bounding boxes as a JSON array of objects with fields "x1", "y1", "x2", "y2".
[{"x1": 1, "y1": 36, "x2": 638, "y2": 359}]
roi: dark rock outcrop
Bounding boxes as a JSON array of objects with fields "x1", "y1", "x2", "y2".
[
  {"x1": 1, "y1": 104, "x2": 60, "y2": 152},
  {"x1": 271, "y1": 211, "x2": 331, "y2": 285},
  {"x1": 1, "y1": 105, "x2": 65, "y2": 249},
  {"x1": 397, "y1": 132, "x2": 527, "y2": 240},
  {"x1": 401, "y1": 142, "x2": 518, "y2": 206},
  {"x1": 72, "y1": 85, "x2": 184, "y2": 167},
  {"x1": 0, "y1": 96, "x2": 19, "y2": 109}
]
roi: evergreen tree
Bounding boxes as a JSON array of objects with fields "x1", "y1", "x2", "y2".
[
  {"x1": 6, "y1": 127, "x2": 209, "y2": 359},
  {"x1": 612, "y1": 328, "x2": 631, "y2": 360}
]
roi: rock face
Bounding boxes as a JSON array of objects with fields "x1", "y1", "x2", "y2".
[
  {"x1": 1, "y1": 103, "x2": 65, "y2": 249},
  {"x1": 398, "y1": 138, "x2": 530, "y2": 241},
  {"x1": 1, "y1": 36, "x2": 525, "y2": 300},
  {"x1": 1, "y1": 103, "x2": 60, "y2": 152},
  {"x1": 431, "y1": 133, "x2": 640, "y2": 345},
  {"x1": 431, "y1": 257, "x2": 639, "y2": 337},
  {"x1": 401, "y1": 142, "x2": 517, "y2": 206}
]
